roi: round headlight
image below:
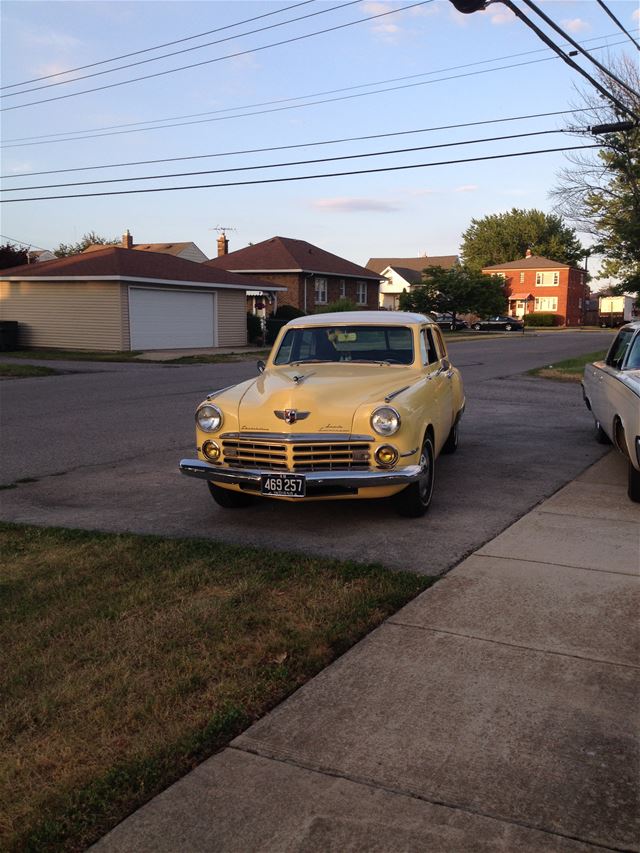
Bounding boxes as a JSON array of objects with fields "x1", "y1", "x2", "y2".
[
  {"x1": 375, "y1": 445, "x2": 399, "y2": 467},
  {"x1": 370, "y1": 406, "x2": 400, "y2": 436},
  {"x1": 202, "y1": 440, "x2": 221, "y2": 461},
  {"x1": 196, "y1": 404, "x2": 223, "y2": 433}
]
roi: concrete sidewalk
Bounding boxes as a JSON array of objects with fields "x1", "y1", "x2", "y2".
[{"x1": 94, "y1": 452, "x2": 640, "y2": 853}]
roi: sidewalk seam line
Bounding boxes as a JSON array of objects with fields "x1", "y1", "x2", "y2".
[
  {"x1": 385, "y1": 621, "x2": 640, "y2": 670},
  {"x1": 228, "y1": 744, "x2": 631, "y2": 853},
  {"x1": 535, "y1": 508, "x2": 640, "y2": 527},
  {"x1": 472, "y1": 552, "x2": 638, "y2": 577}
]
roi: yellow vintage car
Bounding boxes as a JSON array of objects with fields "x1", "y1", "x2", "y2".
[{"x1": 180, "y1": 311, "x2": 465, "y2": 516}]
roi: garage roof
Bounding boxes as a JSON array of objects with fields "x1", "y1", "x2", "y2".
[{"x1": 1, "y1": 246, "x2": 285, "y2": 291}]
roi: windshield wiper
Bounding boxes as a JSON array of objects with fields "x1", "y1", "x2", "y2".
[{"x1": 290, "y1": 359, "x2": 335, "y2": 365}]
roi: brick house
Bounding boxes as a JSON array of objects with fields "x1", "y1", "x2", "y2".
[
  {"x1": 482, "y1": 252, "x2": 589, "y2": 326},
  {"x1": 205, "y1": 235, "x2": 382, "y2": 313}
]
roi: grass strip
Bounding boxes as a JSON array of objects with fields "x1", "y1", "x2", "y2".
[
  {"x1": 0, "y1": 363, "x2": 59, "y2": 379},
  {"x1": 528, "y1": 349, "x2": 607, "y2": 382},
  {"x1": 0, "y1": 522, "x2": 431, "y2": 852},
  {"x1": 1, "y1": 349, "x2": 267, "y2": 364}
]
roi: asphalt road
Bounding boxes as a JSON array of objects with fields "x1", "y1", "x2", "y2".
[{"x1": 0, "y1": 330, "x2": 615, "y2": 575}]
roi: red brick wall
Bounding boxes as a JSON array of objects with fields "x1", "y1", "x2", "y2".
[
  {"x1": 240, "y1": 271, "x2": 380, "y2": 313},
  {"x1": 495, "y1": 266, "x2": 588, "y2": 326}
]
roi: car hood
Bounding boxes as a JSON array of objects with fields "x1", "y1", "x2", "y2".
[{"x1": 235, "y1": 364, "x2": 418, "y2": 434}]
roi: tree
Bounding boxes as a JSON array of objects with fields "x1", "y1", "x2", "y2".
[
  {"x1": 399, "y1": 265, "x2": 506, "y2": 318},
  {"x1": 0, "y1": 242, "x2": 29, "y2": 270},
  {"x1": 551, "y1": 57, "x2": 639, "y2": 298},
  {"x1": 460, "y1": 208, "x2": 584, "y2": 271},
  {"x1": 54, "y1": 231, "x2": 118, "y2": 258}
]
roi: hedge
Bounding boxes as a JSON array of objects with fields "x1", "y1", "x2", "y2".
[{"x1": 524, "y1": 313, "x2": 560, "y2": 327}]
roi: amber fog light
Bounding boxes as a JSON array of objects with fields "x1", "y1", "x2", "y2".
[
  {"x1": 375, "y1": 445, "x2": 399, "y2": 467},
  {"x1": 202, "y1": 440, "x2": 221, "y2": 461}
]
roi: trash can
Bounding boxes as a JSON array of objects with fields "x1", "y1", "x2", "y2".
[{"x1": 0, "y1": 321, "x2": 19, "y2": 351}]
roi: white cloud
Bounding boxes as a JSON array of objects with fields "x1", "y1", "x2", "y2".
[
  {"x1": 633, "y1": 8, "x2": 639, "y2": 21},
  {"x1": 454, "y1": 184, "x2": 479, "y2": 193},
  {"x1": 312, "y1": 197, "x2": 399, "y2": 212},
  {"x1": 24, "y1": 30, "x2": 80, "y2": 49},
  {"x1": 31, "y1": 62, "x2": 78, "y2": 80},
  {"x1": 490, "y1": 9, "x2": 515, "y2": 25},
  {"x1": 561, "y1": 17, "x2": 590, "y2": 32}
]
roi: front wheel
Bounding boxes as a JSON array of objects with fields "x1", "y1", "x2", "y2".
[
  {"x1": 628, "y1": 462, "x2": 640, "y2": 503},
  {"x1": 394, "y1": 435, "x2": 435, "y2": 517},
  {"x1": 473, "y1": 323, "x2": 482, "y2": 331},
  {"x1": 505, "y1": 324, "x2": 512, "y2": 331},
  {"x1": 207, "y1": 482, "x2": 253, "y2": 508}
]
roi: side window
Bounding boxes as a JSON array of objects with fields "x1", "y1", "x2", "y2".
[
  {"x1": 420, "y1": 330, "x2": 429, "y2": 365},
  {"x1": 432, "y1": 326, "x2": 446, "y2": 359},
  {"x1": 625, "y1": 334, "x2": 640, "y2": 369},
  {"x1": 422, "y1": 329, "x2": 438, "y2": 366},
  {"x1": 606, "y1": 329, "x2": 633, "y2": 369}
]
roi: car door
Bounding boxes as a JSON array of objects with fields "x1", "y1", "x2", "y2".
[
  {"x1": 421, "y1": 326, "x2": 453, "y2": 453},
  {"x1": 588, "y1": 327, "x2": 634, "y2": 435}
]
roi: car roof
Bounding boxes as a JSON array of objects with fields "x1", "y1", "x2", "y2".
[
  {"x1": 285, "y1": 311, "x2": 432, "y2": 328},
  {"x1": 620, "y1": 320, "x2": 640, "y2": 331}
]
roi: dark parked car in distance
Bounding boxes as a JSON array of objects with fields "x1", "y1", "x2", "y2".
[
  {"x1": 472, "y1": 315, "x2": 524, "y2": 332},
  {"x1": 433, "y1": 313, "x2": 469, "y2": 332}
]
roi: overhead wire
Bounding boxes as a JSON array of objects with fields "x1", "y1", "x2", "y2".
[
  {"x1": 2, "y1": 0, "x2": 363, "y2": 98},
  {"x1": 0, "y1": 0, "x2": 432, "y2": 111},
  {"x1": 0, "y1": 0, "x2": 316, "y2": 90},
  {"x1": 0, "y1": 108, "x2": 590, "y2": 180},
  {"x1": 594, "y1": 0, "x2": 640, "y2": 51},
  {"x1": 1, "y1": 128, "x2": 570, "y2": 192},
  {"x1": 0, "y1": 233, "x2": 50, "y2": 251},
  {"x1": 2, "y1": 34, "x2": 632, "y2": 150},
  {"x1": 0, "y1": 145, "x2": 601, "y2": 204}
]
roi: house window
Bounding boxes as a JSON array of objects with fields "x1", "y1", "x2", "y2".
[
  {"x1": 315, "y1": 277, "x2": 327, "y2": 304},
  {"x1": 339, "y1": 279, "x2": 346, "y2": 298},
  {"x1": 536, "y1": 271, "x2": 560, "y2": 286},
  {"x1": 520, "y1": 272, "x2": 525, "y2": 284},
  {"x1": 356, "y1": 281, "x2": 367, "y2": 304},
  {"x1": 534, "y1": 296, "x2": 558, "y2": 311}
]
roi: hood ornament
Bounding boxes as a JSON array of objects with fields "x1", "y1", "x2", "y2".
[{"x1": 275, "y1": 409, "x2": 310, "y2": 425}]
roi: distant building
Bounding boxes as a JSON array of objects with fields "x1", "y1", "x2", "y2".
[
  {"x1": 482, "y1": 251, "x2": 589, "y2": 326},
  {"x1": 206, "y1": 235, "x2": 382, "y2": 313},
  {"x1": 366, "y1": 255, "x2": 459, "y2": 309},
  {"x1": 83, "y1": 230, "x2": 209, "y2": 264}
]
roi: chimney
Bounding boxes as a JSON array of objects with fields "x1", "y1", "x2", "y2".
[
  {"x1": 217, "y1": 232, "x2": 229, "y2": 257},
  {"x1": 525, "y1": 248, "x2": 532, "y2": 258},
  {"x1": 122, "y1": 229, "x2": 133, "y2": 249}
]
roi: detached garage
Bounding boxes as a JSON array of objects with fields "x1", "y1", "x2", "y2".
[{"x1": 0, "y1": 246, "x2": 283, "y2": 352}]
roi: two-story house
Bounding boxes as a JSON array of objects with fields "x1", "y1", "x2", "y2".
[
  {"x1": 205, "y1": 235, "x2": 382, "y2": 313},
  {"x1": 366, "y1": 255, "x2": 459, "y2": 310},
  {"x1": 482, "y1": 251, "x2": 589, "y2": 326}
]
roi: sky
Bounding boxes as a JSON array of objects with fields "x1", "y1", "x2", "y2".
[{"x1": 1, "y1": 0, "x2": 638, "y2": 271}]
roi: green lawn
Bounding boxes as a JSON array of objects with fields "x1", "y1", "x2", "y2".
[
  {"x1": 0, "y1": 363, "x2": 59, "y2": 379},
  {"x1": 2, "y1": 349, "x2": 267, "y2": 364},
  {"x1": 0, "y1": 523, "x2": 431, "y2": 852},
  {"x1": 528, "y1": 350, "x2": 608, "y2": 382}
]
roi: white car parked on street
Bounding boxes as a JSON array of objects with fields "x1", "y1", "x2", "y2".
[{"x1": 582, "y1": 320, "x2": 640, "y2": 502}]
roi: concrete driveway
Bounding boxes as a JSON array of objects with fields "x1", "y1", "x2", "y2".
[{"x1": 0, "y1": 331, "x2": 615, "y2": 575}]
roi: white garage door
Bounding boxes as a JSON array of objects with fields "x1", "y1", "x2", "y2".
[{"x1": 129, "y1": 287, "x2": 215, "y2": 349}]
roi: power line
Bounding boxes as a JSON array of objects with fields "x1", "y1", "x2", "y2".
[
  {"x1": 1, "y1": 32, "x2": 631, "y2": 148},
  {"x1": 0, "y1": 0, "x2": 432, "y2": 112},
  {"x1": 518, "y1": 0, "x2": 639, "y2": 100},
  {"x1": 595, "y1": 0, "x2": 640, "y2": 51},
  {"x1": 0, "y1": 145, "x2": 600, "y2": 203},
  {"x1": 2, "y1": 0, "x2": 362, "y2": 98},
  {"x1": 0, "y1": 233, "x2": 50, "y2": 251},
  {"x1": 0, "y1": 1, "x2": 316, "y2": 90},
  {"x1": 0, "y1": 108, "x2": 588, "y2": 180},
  {"x1": 1, "y1": 128, "x2": 567, "y2": 192}
]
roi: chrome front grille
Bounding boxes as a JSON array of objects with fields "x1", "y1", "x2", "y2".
[
  {"x1": 292, "y1": 442, "x2": 370, "y2": 472},
  {"x1": 220, "y1": 438, "x2": 371, "y2": 472},
  {"x1": 222, "y1": 439, "x2": 288, "y2": 470}
]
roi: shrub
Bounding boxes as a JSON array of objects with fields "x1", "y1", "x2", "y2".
[
  {"x1": 246, "y1": 312, "x2": 263, "y2": 343},
  {"x1": 265, "y1": 318, "x2": 288, "y2": 345},
  {"x1": 524, "y1": 313, "x2": 559, "y2": 327},
  {"x1": 273, "y1": 304, "x2": 305, "y2": 321},
  {"x1": 323, "y1": 298, "x2": 358, "y2": 313}
]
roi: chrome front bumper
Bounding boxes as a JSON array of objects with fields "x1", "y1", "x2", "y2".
[{"x1": 179, "y1": 458, "x2": 423, "y2": 490}]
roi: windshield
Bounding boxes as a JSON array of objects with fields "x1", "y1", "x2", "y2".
[{"x1": 273, "y1": 325, "x2": 414, "y2": 365}]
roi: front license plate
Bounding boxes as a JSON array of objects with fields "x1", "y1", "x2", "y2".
[{"x1": 261, "y1": 473, "x2": 306, "y2": 498}]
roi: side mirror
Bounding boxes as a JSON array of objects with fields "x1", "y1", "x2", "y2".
[
  {"x1": 441, "y1": 358, "x2": 450, "y2": 370},
  {"x1": 257, "y1": 359, "x2": 266, "y2": 374}
]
